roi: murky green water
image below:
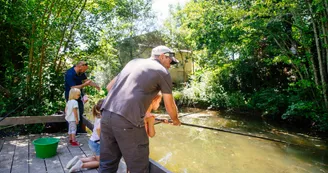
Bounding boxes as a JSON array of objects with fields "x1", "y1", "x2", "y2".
[{"x1": 150, "y1": 109, "x2": 328, "y2": 173}]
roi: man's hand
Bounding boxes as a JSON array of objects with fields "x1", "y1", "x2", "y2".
[
  {"x1": 155, "y1": 117, "x2": 180, "y2": 126},
  {"x1": 83, "y1": 80, "x2": 91, "y2": 86},
  {"x1": 172, "y1": 119, "x2": 181, "y2": 126},
  {"x1": 88, "y1": 80, "x2": 101, "y2": 91},
  {"x1": 75, "y1": 120, "x2": 79, "y2": 124},
  {"x1": 163, "y1": 93, "x2": 180, "y2": 126}
]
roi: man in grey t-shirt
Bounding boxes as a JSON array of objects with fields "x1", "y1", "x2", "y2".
[{"x1": 99, "y1": 45, "x2": 181, "y2": 173}]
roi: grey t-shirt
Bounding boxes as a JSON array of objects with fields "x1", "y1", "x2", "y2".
[{"x1": 101, "y1": 58, "x2": 173, "y2": 127}]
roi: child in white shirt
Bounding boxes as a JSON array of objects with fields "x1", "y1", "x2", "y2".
[{"x1": 65, "y1": 88, "x2": 81, "y2": 146}]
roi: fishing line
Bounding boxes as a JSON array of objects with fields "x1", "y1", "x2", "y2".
[
  {"x1": 155, "y1": 118, "x2": 300, "y2": 146},
  {"x1": 0, "y1": 97, "x2": 32, "y2": 122}
]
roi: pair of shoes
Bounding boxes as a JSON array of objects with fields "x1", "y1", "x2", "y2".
[
  {"x1": 66, "y1": 156, "x2": 79, "y2": 169},
  {"x1": 69, "y1": 160, "x2": 83, "y2": 172},
  {"x1": 71, "y1": 141, "x2": 80, "y2": 146}
]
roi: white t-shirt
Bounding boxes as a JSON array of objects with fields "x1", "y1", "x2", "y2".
[
  {"x1": 65, "y1": 100, "x2": 79, "y2": 122},
  {"x1": 90, "y1": 118, "x2": 101, "y2": 141}
]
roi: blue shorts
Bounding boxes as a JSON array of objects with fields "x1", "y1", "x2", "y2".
[{"x1": 88, "y1": 139, "x2": 100, "y2": 156}]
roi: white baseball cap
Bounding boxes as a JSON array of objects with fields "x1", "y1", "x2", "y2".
[{"x1": 151, "y1": 45, "x2": 179, "y2": 64}]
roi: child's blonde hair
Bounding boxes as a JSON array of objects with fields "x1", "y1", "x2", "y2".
[
  {"x1": 92, "y1": 99, "x2": 104, "y2": 118},
  {"x1": 68, "y1": 88, "x2": 81, "y2": 100}
]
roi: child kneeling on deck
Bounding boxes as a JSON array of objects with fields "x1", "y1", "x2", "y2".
[
  {"x1": 66, "y1": 99, "x2": 104, "y2": 172},
  {"x1": 65, "y1": 88, "x2": 81, "y2": 146}
]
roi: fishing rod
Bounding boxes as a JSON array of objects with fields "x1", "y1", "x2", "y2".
[
  {"x1": 155, "y1": 118, "x2": 299, "y2": 146},
  {"x1": 177, "y1": 110, "x2": 204, "y2": 118},
  {"x1": 0, "y1": 97, "x2": 32, "y2": 122}
]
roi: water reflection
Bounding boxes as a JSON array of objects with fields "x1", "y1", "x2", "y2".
[{"x1": 150, "y1": 109, "x2": 327, "y2": 173}]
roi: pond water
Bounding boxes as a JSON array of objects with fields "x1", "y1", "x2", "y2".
[{"x1": 150, "y1": 108, "x2": 328, "y2": 173}]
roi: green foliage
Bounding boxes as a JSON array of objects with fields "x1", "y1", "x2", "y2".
[
  {"x1": 0, "y1": 0, "x2": 154, "y2": 135},
  {"x1": 25, "y1": 124, "x2": 45, "y2": 134},
  {"x1": 250, "y1": 88, "x2": 288, "y2": 117},
  {"x1": 316, "y1": 113, "x2": 328, "y2": 131},
  {"x1": 178, "y1": 70, "x2": 243, "y2": 109},
  {"x1": 226, "y1": 92, "x2": 248, "y2": 109},
  {"x1": 1, "y1": 0, "x2": 328, "y2": 134},
  {"x1": 173, "y1": 90, "x2": 183, "y2": 106},
  {"x1": 282, "y1": 101, "x2": 317, "y2": 120},
  {"x1": 180, "y1": 72, "x2": 211, "y2": 107},
  {"x1": 165, "y1": 0, "x2": 328, "y2": 132},
  {"x1": 83, "y1": 88, "x2": 108, "y2": 120}
]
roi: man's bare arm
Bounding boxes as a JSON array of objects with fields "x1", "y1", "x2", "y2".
[
  {"x1": 71, "y1": 80, "x2": 91, "y2": 89},
  {"x1": 162, "y1": 93, "x2": 181, "y2": 126},
  {"x1": 89, "y1": 81, "x2": 100, "y2": 90},
  {"x1": 106, "y1": 76, "x2": 117, "y2": 92}
]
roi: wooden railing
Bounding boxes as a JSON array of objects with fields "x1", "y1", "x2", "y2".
[
  {"x1": 0, "y1": 114, "x2": 93, "y2": 131},
  {"x1": 0, "y1": 114, "x2": 66, "y2": 126}
]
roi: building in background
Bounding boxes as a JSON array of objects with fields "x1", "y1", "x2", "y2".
[{"x1": 118, "y1": 31, "x2": 194, "y2": 85}]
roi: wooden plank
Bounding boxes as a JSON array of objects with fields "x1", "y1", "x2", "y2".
[
  {"x1": 11, "y1": 139, "x2": 29, "y2": 173},
  {"x1": 0, "y1": 140, "x2": 16, "y2": 173},
  {"x1": 57, "y1": 136, "x2": 73, "y2": 173},
  {"x1": 67, "y1": 136, "x2": 86, "y2": 163},
  {"x1": 78, "y1": 135, "x2": 99, "y2": 173},
  {"x1": 82, "y1": 115, "x2": 94, "y2": 131},
  {"x1": 44, "y1": 154, "x2": 65, "y2": 173},
  {"x1": 0, "y1": 115, "x2": 66, "y2": 126},
  {"x1": 40, "y1": 134, "x2": 65, "y2": 173},
  {"x1": 29, "y1": 134, "x2": 47, "y2": 173},
  {"x1": 46, "y1": 133, "x2": 89, "y2": 172},
  {"x1": 149, "y1": 158, "x2": 172, "y2": 173},
  {"x1": 79, "y1": 135, "x2": 94, "y2": 157},
  {"x1": 0, "y1": 139, "x2": 4, "y2": 151},
  {"x1": 0, "y1": 133, "x2": 171, "y2": 173},
  {"x1": 78, "y1": 130, "x2": 126, "y2": 173},
  {"x1": 68, "y1": 144, "x2": 85, "y2": 157}
]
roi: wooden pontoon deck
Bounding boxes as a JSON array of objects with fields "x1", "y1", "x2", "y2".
[
  {"x1": 0, "y1": 115, "x2": 171, "y2": 173},
  {"x1": 0, "y1": 133, "x2": 127, "y2": 173}
]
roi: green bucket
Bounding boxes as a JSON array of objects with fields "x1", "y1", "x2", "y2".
[{"x1": 33, "y1": 137, "x2": 60, "y2": 158}]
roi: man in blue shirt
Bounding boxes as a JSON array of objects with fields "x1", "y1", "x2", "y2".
[{"x1": 65, "y1": 61, "x2": 100, "y2": 133}]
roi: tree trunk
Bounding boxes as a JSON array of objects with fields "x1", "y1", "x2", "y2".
[
  {"x1": 180, "y1": 51, "x2": 186, "y2": 83},
  {"x1": 322, "y1": 3, "x2": 328, "y2": 77},
  {"x1": 38, "y1": 45, "x2": 46, "y2": 98},
  {"x1": 319, "y1": 13, "x2": 327, "y2": 80},
  {"x1": 38, "y1": 0, "x2": 56, "y2": 98},
  {"x1": 307, "y1": 48, "x2": 319, "y2": 86},
  {"x1": 54, "y1": 1, "x2": 82, "y2": 72},
  {"x1": 27, "y1": 23, "x2": 35, "y2": 95},
  {"x1": 307, "y1": 0, "x2": 328, "y2": 109},
  {"x1": 56, "y1": 0, "x2": 87, "y2": 73}
]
